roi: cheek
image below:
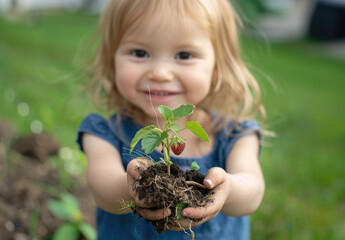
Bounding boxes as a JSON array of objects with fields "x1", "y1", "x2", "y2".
[
  {"x1": 115, "y1": 67, "x2": 138, "y2": 97},
  {"x1": 185, "y1": 69, "x2": 213, "y2": 95}
]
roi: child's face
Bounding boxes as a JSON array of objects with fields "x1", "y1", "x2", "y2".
[{"x1": 114, "y1": 15, "x2": 216, "y2": 120}]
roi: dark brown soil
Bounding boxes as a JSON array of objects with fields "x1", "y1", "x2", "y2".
[
  {"x1": 0, "y1": 120, "x2": 95, "y2": 240},
  {"x1": 133, "y1": 162, "x2": 213, "y2": 233}
]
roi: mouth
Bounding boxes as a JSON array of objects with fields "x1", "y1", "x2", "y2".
[
  {"x1": 140, "y1": 90, "x2": 181, "y2": 102},
  {"x1": 142, "y1": 90, "x2": 179, "y2": 96}
]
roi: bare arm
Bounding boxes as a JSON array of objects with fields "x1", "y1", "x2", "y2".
[
  {"x1": 221, "y1": 133, "x2": 265, "y2": 215},
  {"x1": 83, "y1": 133, "x2": 170, "y2": 218},
  {"x1": 82, "y1": 133, "x2": 131, "y2": 214}
]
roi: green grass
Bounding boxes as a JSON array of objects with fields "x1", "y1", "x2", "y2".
[
  {"x1": 0, "y1": 12, "x2": 99, "y2": 145},
  {"x1": 1, "y1": 11, "x2": 344, "y2": 239},
  {"x1": 241, "y1": 39, "x2": 345, "y2": 238}
]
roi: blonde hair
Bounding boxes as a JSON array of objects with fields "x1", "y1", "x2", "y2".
[{"x1": 88, "y1": 0, "x2": 266, "y2": 133}]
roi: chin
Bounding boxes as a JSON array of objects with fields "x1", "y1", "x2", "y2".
[{"x1": 142, "y1": 108, "x2": 165, "y2": 120}]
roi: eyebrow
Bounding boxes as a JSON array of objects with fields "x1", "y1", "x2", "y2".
[
  {"x1": 120, "y1": 39, "x2": 150, "y2": 47},
  {"x1": 122, "y1": 40, "x2": 203, "y2": 50},
  {"x1": 120, "y1": 35, "x2": 206, "y2": 52},
  {"x1": 176, "y1": 41, "x2": 204, "y2": 49}
]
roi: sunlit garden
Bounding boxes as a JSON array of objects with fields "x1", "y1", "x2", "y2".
[{"x1": 1, "y1": 7, "x2": 344, "y2": 240}]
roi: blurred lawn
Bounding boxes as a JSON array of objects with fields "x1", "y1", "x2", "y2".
[{"x1": 1, "y1": 11, "x2": 344, "y2": 239}]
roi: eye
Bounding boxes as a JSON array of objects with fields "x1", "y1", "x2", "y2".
[
  {"x1": 132, "y1": 49, "x2": 149, "y2": 58},
  {"x1": 176, "y1": 51, "x2": 192, "y2": 60}
]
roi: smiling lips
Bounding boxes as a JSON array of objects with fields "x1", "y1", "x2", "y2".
[{"x1": 142, "y1": 90, "x2": 179, "y2": 97}]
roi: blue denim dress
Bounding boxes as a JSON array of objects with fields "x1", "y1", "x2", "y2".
[{"x1": 76, "y1": 113, "x2": 261, "y2": 240}]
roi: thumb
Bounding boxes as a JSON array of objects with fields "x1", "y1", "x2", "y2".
[
  {"x1": 203, "y1": 167, "x2": 227, "y2": 189},
  {"x1": 127, "y1": 157, "x2": 153, "y2": 207},
  {"x1": 127, "y1": 157, "x2": 151, "y2": 180}
]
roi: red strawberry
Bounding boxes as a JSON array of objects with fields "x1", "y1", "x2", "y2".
[{"x1": 171, "y1": 142, "x2": 185, "y2": 155}]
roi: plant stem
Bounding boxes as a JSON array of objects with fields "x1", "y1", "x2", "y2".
[
  {"x1": 30, "y1": 210, "x2": 38, "y2": 240},
  {"x1": 162, "y1": 119, "x2": 173, "y2": 176},
  {"x1": 162, "y1": 145, "x2": 171, "y2": 176}
]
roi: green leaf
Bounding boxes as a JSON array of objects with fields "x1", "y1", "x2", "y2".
[
  {"x1": 158, "y1": 105, "x2": 173, "y2": 119},
  {"x1": 49, "y1": 200, "x2": 70, "y2": 220},
  {"x1": 130, "y1": 125, "x2": 156, "y2": 153},
  {"x1": 48, "y1": 194, "x2": 83, "y2": 222},
  {"x1": 61, "y1": 194, "x2": 79, "y2": 209},
  {"x1": 176, "y1": 202, "x2": 189, "y2": 220},
  {"x1": 141, "y1": 131, "x2": 162, "y2": 154},
  {"x1": 185, "y1": 121, "x2": 210, "y2": 142},
  {"x1": 77, "y1": 222, "x2": 96, "y2": 240},
  {"x1": 170, "y1": 123, "x2": 181, "y2": 133},
  {"x1": 53, "y1": 223, "x2": 79, "y2": 240},
  {"x1": 171, "y1": 104, "x2": 194, "y2": 121},
  {"x1": 61, "y1": 194, "x2": 83, "y2": 222},
  {"x1": 191, "y1": 161, "x2": 200, "y2": 171},
  {"x1": 160, "y1": 131, "x2": 169, "y2": 142}
]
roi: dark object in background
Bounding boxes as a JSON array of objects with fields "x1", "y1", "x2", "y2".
[
  {"x1": 308, "y1": 1, "x2": 345, "y2": 41},
  {"x1": 10, "y1": 132, "x2": 59, "y2": 162}
]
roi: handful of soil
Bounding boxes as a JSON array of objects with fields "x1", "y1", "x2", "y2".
[{"x1": 132, "y1": 162, "x2": 213, "y2": 233}]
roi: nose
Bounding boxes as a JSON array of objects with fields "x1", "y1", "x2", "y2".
[{"x1": 146, "y1": 63, "x2": 174, "y2": 82}]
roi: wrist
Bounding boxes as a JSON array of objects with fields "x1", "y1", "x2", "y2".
[
  {"x1": 223, "y1": 174, "x2": 253, "y2": 207},
  {"x1": 223, "y1": 173, "x2": 235, "y2": 206},
  {"x1": 222, "y1": 173, "x2": 264, "y2": 216}
]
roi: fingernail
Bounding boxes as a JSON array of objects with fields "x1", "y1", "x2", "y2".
[
  {"x1": 182, "y1": 210, "x2": 188, "y2": 217},
  {"x1": 204, "y1": 178, "x2": 213, "y2": 188},
  {"x1": 163, "y1": 209, "x2": 170, "y2": 217}
]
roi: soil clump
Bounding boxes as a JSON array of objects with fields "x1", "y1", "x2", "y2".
[{"x1": 133, "y1": 162, "x2": 213, "y2": 233}]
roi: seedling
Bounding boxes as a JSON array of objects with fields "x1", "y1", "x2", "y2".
[
  {"x1": 176, "y1": 202, "x2": 189, "y2": 221},
  {"x1": 130, "y1": 104, "x2": 210, "y2": 175},
  {"x1": 191, "y1": 161, "x2": 200, "y2": 171},
  {"x1": 48, "y1": 193, "x2": 96, "y2": 240}
]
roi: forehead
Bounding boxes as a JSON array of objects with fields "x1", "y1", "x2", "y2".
[
  {"x1": 121, "y1": 1, "x2": 211, "y2": 39},
  {"x1": 125, "y1": 15, "x2": 202, "y2": 41}
]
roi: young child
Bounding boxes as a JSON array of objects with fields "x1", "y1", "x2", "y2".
[{"x1": 77, "y1": 0, "x2": 266, "y2": 239}]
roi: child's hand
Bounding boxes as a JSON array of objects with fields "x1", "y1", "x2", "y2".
[
  {"x1": 167, "y1": 167, "x2": 230, "y2": 231},
  {"x1": 127, "y1": 158, "x2": 172, "y2": 220}
]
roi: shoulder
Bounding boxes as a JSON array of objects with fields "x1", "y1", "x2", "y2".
[
  {"x1": 79, "y1": 113, "x2": 115, "y2": 126},
  {"x1": 211, "y1": 111, "x2": 261, "y2": 138},
  {"x1": 76, "y1": 113, "x2": 142, "y2": 152},
  {"x1": 232, "y1": 119, "x2": 261, "y2": 138},
  {"x1": 214, "y1": 119, "x2": 261, "y2": 163},
  {"x1": 219, "y1": 119, "x2": 261, "y2": 140},
  {"x1": 78, "y1": 113, "x2": 117, "y2": 137},
  {"x1": 76, "y1": 113, "x2": 118, "y2": 151}
]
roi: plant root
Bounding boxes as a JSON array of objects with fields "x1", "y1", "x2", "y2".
[{"x1": 186, "y1": 180, "x2": 207, "y2": 189}]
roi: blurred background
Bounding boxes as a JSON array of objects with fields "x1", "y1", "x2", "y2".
[{"x1": 0, "y1": 0, "x2": 344, "y2": 239}]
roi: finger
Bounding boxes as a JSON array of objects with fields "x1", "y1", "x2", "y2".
[
  {"x1": 181, "y1": 187, "x2": 230, "y2": 220},
  {"x1": 203, "y1": 167, "x2": 227, "y2": 189},
  {"x1": 126, "y1": 157, "x2": 152, "y2": 180},
  {"x1": 181, "y1": 205, "x2": 218, "y2": 220},
  {"x1": 137, "y1": 208, "x2": 171, "y2": 221},
  {"x1": 127, "y1": 158, "x2": 153, "y2": 207},
  {"x1": 127, "y1": 157, "x2": 151, "y2": 194}
]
